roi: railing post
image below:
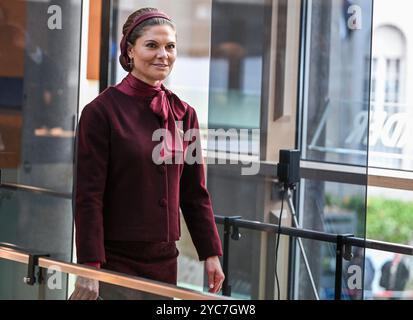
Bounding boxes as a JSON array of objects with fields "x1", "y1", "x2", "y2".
[
  {"x1": 23, "y1": 252, "x2": 50, "y2": 286},
  {"x1": 334, "y1": 234, "x2": 353, "y2": 300},
  {"x1": 222, "y1": 216, "x2": 242, "y2": 297}
]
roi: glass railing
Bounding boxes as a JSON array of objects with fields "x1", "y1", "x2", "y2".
[{"x1": 0, "y1": 242, "x2": 231, "y2": 300}]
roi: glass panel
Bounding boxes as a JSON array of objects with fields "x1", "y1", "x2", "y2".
[
  {"x1": 368, "y1": 250, "x2": 413, "y2": 300},
  {"x1": 216, "y1": 225, "x2": 251, "y2": 299},
  {"x1": 0, "y1": 0, "x2": 82, "y2": 299},
  {"x1": 208, "y1": 0, "x2": 270, "y2": 130},
  {"x1": 0, "y1": 264, "x2": 171, "y2": 300},
  {"x1": 366, "y1": 186, "x2": 413, "y2": 299},
  {"x1": 179, "y1": 221, "x2": 278, "y2": 300},
  {"x1": 0, "y1": 259, "x2": 68, "y2": 300},
  {"x1": 297, "y1": 179, "x2": 367, "y2": 300},
  {"x1": 0, "y1": 0, "x2": 82, "y2": 193},
  {"x1": 368, "y1": 0, "x2": 413, "y2": 171},
  {"x1": 177, "y1": 219, "x2": 205, "y2": 292},
  {"x1": 297, "y1": 239, "x2": 333, "y2": 300},
  {"x1": 0, "y1": 189, "x2": 73, "y2": 300},
  {"x1": 97, "y1": 281, "x2": 171, "y2": 300},
  {"x1": 298, "y1": 0, "x2": 373, "y2": 300},
  {"x1": 202, "y1": 0, "x2": 272, "y2": 297},
  {"x1": 211, "y1": 224, "x2": 276, "y2": 299},
  {"x1": 301, "y1": 0, "x2": 373, "y2": 166},
  {"x1": 297, "y1": 240, "x2": 370, "y2": 300},
  {"x1": 0, "y1": 189, "x2": 73, "y2": 261},
  {"x1": 366, "y1": 0, "x2": 413, "y2": 301},
  {"x1": 367, "y1": 187, "x2": 413, "y2": 246}
]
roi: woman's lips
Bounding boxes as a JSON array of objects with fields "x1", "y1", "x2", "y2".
[{"x1": 152, "y1": 64, "x2": 168, "y2": 69}]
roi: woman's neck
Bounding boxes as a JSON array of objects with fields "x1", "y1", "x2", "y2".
[{"x1": 130, "y1": 70, "x2": 161, "y2": 87}]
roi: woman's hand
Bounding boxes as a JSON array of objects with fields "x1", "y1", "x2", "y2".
[
  {"x1": 70, "y1": 276, "x2": 99, "y2": 300},
  {"x1": 205, "y1": 256, "x2": 225, "y2": 294}
]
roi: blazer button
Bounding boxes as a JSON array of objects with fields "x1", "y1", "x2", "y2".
[{"x1": 159, "y1": 198, "x2": 167, "y2": 207}]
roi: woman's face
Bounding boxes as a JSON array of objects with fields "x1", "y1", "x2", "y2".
[{"x1": 128, "y1": 24, "x2": 177, "y2": 86}]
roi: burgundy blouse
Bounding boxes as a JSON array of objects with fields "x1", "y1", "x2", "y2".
[{"x1": 74, "y1": 74, "x2": 223, "y2": 264}]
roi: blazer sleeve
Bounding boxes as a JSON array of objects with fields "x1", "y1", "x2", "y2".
[
  {"x1": 179, "y1": 109, "x2": 223, "y2": 261},
  {"x1": 74, "y1": 101, "x2": 109, "y2": 264}
]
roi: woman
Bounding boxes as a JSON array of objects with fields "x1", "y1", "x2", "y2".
[{"x1": 71, "y1": 7, "x2": 224, "y2": 300}]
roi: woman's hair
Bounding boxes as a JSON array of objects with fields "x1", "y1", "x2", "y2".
[{"x1": 122, "y1": 7, "x2": 176, "y2": 46}]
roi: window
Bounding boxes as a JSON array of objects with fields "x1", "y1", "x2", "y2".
[
  {"x1": 297, "y1": 0, "x2": 413, "y2": 300},
  {"x1": 297, "y1": 0, "x2": 373, "y2": 299}
]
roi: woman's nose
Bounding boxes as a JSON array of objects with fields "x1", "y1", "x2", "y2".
[{"x1": 157, "y1": 48, "x2": 168, "y2": 58}]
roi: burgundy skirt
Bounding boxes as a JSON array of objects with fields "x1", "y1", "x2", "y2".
[{"x1": 99, "y1": 240, "x2": 179, "y2": 300}]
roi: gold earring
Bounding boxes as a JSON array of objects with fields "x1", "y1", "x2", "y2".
[{"x1": 128, "y1": 57, "x2": 134, "y2": 69}]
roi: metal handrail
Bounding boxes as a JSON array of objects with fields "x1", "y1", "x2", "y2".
[
  {"x1": 0, "y1": 183, "x2": 72, "y2": 199},
  {"x1": 214, "y1": 215, "x2": 413, "y2": 256},
  {"x1": 0, "y1": 243, "x2": 231, "y2": 300},
  {"x1": 215, "y1": 214, "x2": 413, "y2": 300}
]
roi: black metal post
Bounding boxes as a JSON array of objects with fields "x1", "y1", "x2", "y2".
[
  {"x1": 334, "y1": 234, "x2": 353, "y2": 300},
  {"x1": 335, "y1": 235, "x2": 344, "y2": 300},
  {"x1": 24, "y1": 252, "x2": 50, "y2": 286},
  {"x1": 222, "y1": 217, "x2": 231, "y2": 296},
  {"x1": 221, "y1": 216, "x2": 242, "y2": 296}
]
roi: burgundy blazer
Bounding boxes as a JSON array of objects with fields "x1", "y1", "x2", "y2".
[{"x1": 74, "y1": 86, "x2": 223, "y2": 264}]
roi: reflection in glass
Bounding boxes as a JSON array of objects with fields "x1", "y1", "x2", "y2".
[
  {"x1": 0, "y1": 0, "x2": 81, "y2": 299},
  {"x1": 373, "y1": 251, "x2": 412, "y2": 300},
  {"x1": 301, "y1": 0, "x2": 373, "y2": 166},
  {"x1": 366, "y1": 186, "x2": 413, "y2": 299},
  {"x1": 205, "y1": 0, "x2": 272, "y2": 300},
  {"x1": 0, "y1": 0, "x2": 81, "y2": 193},
  {"x1": 208, "y1": 0, "x2": 269, "y2": 130},
  {"x1": 298, "y1": 0, "x2": 372, "y2": 300},
  {"x1": 369, "y1": 0, "x2": 413, "y2": 171}
]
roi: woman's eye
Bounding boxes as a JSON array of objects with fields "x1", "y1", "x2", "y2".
[
  {"x1": 147, "y1": 43, "x2": 156, "y2": 48},
  {"x1": 167, "y1": 44, "x2": 176, "y2": 49}
]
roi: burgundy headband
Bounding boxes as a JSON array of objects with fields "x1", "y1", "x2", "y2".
[{"x1": 119, "y1": 11, "x2": 172, "y2": 72}]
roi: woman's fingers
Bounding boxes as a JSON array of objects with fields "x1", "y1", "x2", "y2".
[
  {"x1": 205, "y1": 256, "x2": 225, "y2": 294},
  {"x1": 213, "y1": 270, "x2": 225, "y2": 293},
  {"x1": 70, "y1": 277, "x2": 99, "y2": 300},
  {"x1": 208, "y1": 269, "x2": 225, "y2": 294},
  {"x1": 69, "y1": 287, "x2": 81, "y2": 300},
  {"x1": 215, "y1": 271, "x2": 224, "y2": 293}
]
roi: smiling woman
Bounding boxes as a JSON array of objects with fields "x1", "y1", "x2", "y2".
[{"x1": 72, "y1": 7, "x2": 224, "y2": 300}]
